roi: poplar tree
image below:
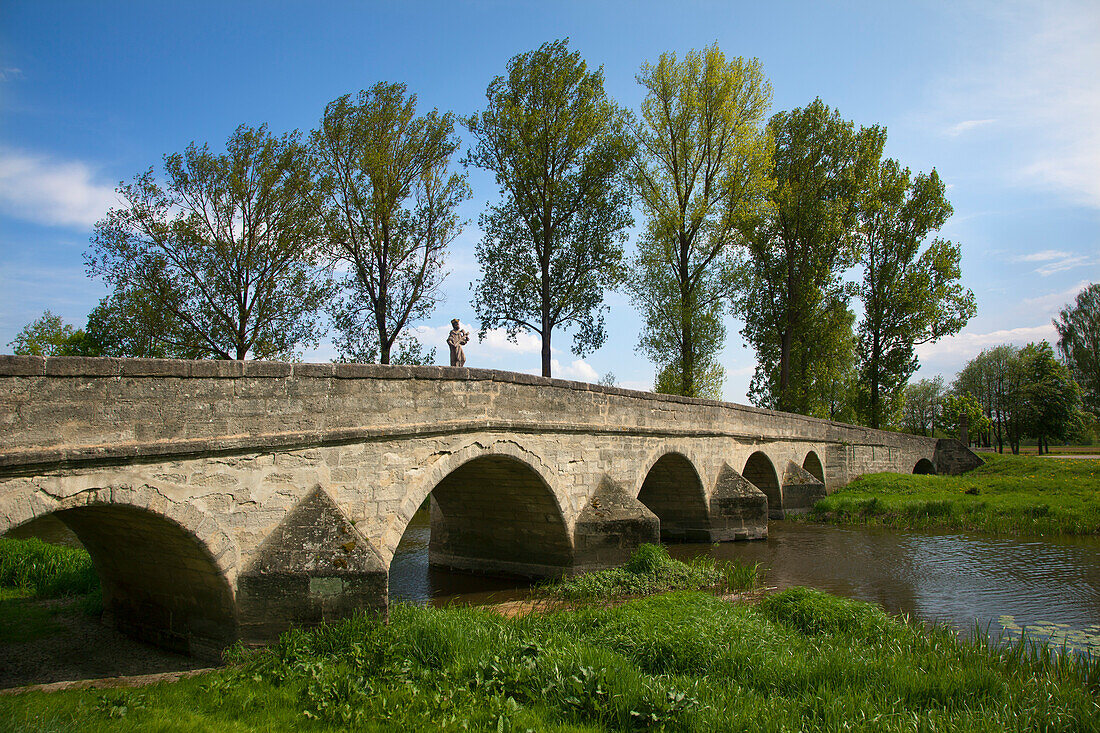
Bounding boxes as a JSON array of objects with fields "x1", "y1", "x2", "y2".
[
  {"x1": 854, "y1": 161, "x2": 975, "y2": 428},
  {"x1": 628, "y1": 44, "x2": 773, "y2": 397},
  {"x1": 736, "y1": 100, "x2": 875, "y2": 413},
  {"x1": 466, "y1": 39, "x2": 634, "y2": 378}
]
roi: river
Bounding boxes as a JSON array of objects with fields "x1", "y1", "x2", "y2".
[{"x1": 390, "y1": 512, "x2": 1100, "y2": 654}]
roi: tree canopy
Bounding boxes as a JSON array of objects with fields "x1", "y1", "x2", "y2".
[
  {"x1": 312, "y1": 83, "x2": 469, "y2": 365},
  {"x1": 736, "y1": 99, "x2": 875, "y2": 414},
  {"x1": 853, "y1": 160, "x2": 975, "y2": 428},
  {"x1": 1054, "y1": 282, "x2": 1100, "y2": 416},
  {"x1": 8, "y1": 311, "x2": 94, "y2": 356},
  {"x1": 465, "y1": 39, "x2": 634, "y2": 377},
  {"x1": 628, "y1": 44, "x2": 772, "y2": 396},
  {"x1": 88, "y1": 124, "x2": 332, "y2": 360}
]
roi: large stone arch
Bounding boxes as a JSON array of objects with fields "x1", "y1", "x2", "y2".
[
  {"x1": 636, "y1": 451, "x2": 710, "y2": 541},
  {"x1": 2, "y1": 484, "x2": 239, "y2": 659},
  {"x1": 743, "y1": 451, "x2": 783, "y2": 519},
  {"x1": 803, "y1": 450, "x2": 826, "y2": 485},
  {"x1": 395, "y1": 440, "x2": 573, "y2": 578}
]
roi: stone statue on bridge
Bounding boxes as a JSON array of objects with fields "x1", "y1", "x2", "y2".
[{"x1": 447, "y1": 319, "x2": 470, "y2": 367}]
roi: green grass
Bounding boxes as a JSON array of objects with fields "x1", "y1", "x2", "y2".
[
  {"x1": 1, "y1": 588, "x2": 1097, "y2": 732},
  {"x1": 0, "y1": 538, "x2": 99, "y2": 597},
  {"x1": 539, "y1": 544, "x2": 764, "y2": 604},
  {"x1": 803, "y1": 452, "x2": 1100, "y2": 536}
]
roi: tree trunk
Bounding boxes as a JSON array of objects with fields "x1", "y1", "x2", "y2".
[
  {"x1": 678, "y1": 232, "x2": 693, "y2": 397},
  {"x1": 778, "y1": 329, "x2": 792, "y2": 410}
]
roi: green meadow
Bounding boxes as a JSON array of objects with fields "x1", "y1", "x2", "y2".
[{"x1": 804, "y1": 452, "x2": 1100, "y2": 536}]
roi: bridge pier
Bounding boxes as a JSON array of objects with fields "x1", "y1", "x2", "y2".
[{"x1": 236, "y1": 487, "x2": 387, "y2": 646}]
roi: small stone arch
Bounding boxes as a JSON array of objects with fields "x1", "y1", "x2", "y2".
[
  {"x1": 636, "y1": 452, "x2": 710, "y2": 541},
  {"x1": 395, "y1": 441, "x2": 573, "y2": 578},
  {"x1": 3, "y1": 485, "x2": 239, "y2": 659},
  {"x1": 743, "y1": 451, "x2": 783, "y2": 519},
  {"x1": 802, "y1": 450, "x2": 825, "y2": 485},
  {"x1": 914, "y1": 458, "x2": 937, "y2": 475}
]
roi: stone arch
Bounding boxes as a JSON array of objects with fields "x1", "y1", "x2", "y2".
[
  {"x1": 802, "y1": 450, "x2": 825, "y2": 484},
  {"x1": 743, "y1": 451, "x2": 783, "y2": 519},
  {"x1": 3, "y1": 484, "x2": 239, "y2": 659},
  {"x1": 396, "y1": 442, "x2": 572, "y2": 578},
  {"x1": 914, "y1": 458, "x2": 937, "y2": 475},
  {"x1": 636, "y1": 452, "x2": 710, "y2": 541}
]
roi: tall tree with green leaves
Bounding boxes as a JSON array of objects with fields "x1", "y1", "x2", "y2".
[
  {"x1": 736, "y1": 99, "x2": 877, "y2": 413},
  {"x1": 854, "y1": 160, "x2": 975, "y2": 428},
  {"x1": 901, "y1": 376, "x2": 946, "y2": 436},
  {"x1": 82, "y1": 288, "x2": 210, "y2": 359},
  {"x1": 465, "y1": 39, "x2": 634, "y2": 377},
  {"x1": 628, "y1": 44, "x2": 773, "y2": 396},
  {"x1": 8, "y1": 310, "x2": 95, "y2": 356},
  {"x1": 1053, "y1": 282, "x2": 1100, "y2": 416},
  {"x1": 88, "y1": 124, "x2": 331, "y2": 360},
  {"x1": 311, "y1": 84, "x2": 469, "y2": 365},
  {"x1": 1019, "y1": 341, "x2": 1082, "y2": 453}
]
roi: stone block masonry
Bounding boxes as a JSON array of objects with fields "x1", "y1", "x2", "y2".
[{"x1": 0, "y1": 356, "x2": 981, "y2": 655}]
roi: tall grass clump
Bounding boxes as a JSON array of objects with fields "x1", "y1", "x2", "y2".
[
  {"x1": 0, "y1": 537, "x2": 98, "y2": 597},
  {"x1": 540, "y1": 543, "x2": 764, "y2": 604},
  {"x1": 805, "y1": 452, "x2": 1100, "y2": 536}
]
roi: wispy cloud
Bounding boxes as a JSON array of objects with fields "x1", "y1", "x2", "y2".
[
  {"x1": 0, "y1": 67, "x2": 22, "y2": 82},
  {"x1": 0, "y1": 149, "x2": 119, "y2": 228},
  {"x1": 1012, "y1": 249, "x2": 1071, "y2": 263},
  {"x1": 944, "y1": 118, "x2": 995, "y2": 136},
  {"x1": 1022, "y1": 280, "x2": 1091, "y2": 314},
  {"x1": 1035, "y1": 255, "x2": 1092, "y2": 277},
  {"x1": 934, "y1": 1, "x2": 1100, "y2": 207}
]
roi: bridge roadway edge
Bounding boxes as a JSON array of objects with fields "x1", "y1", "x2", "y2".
[{"x1": 0, "y1": 355, "x2": 981, "y2": 655}]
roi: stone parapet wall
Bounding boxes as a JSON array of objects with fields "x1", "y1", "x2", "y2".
[{"x1": 0, "y1": 355, "x2": 942, "y2": 479}]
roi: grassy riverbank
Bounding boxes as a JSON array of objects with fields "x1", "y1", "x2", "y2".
[
  {"x1": 3, "y1": 590, "x2": 1097, "y2": 732},
  {"x1": 2, "y1": 542, "x2": 1099, "y2": 731},
  {"x1": 805, "y1": 452, "x2": 1100, "y2": 536}
]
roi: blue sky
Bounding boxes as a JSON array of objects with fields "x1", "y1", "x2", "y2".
[{"x1": 1, "y1": 0, "x2": 1097, "y2": 400}]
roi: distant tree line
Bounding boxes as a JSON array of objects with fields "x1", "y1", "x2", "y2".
[
  {"x1": 18, "y1": 39, "x2": 1098, "y2": 443},
  {"x1": 900, "y1": 288, "x2": 1099, "y2": 452}
]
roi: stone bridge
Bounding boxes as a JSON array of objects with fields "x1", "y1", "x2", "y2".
[{"x1": 0, "y1": 355, "x2": 979, "y2": 658}]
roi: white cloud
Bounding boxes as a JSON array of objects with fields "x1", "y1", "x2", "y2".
[
  {"x1": 0, "y1": 149, "x2": 119, "y2": 228},
  {"x1": 552, "y1": 359, "x2": 599, "y2": 383},
  {"x1": 0, "y1": 67, "x2": 22, "y2": 82},
  {"x1": 1012, "y1": 249, "x2": 1072, "y2": 263},
  {"x1": 944, "y1": 118, "x2": 996, "y2": 136},
  {"x1": 1035, "y1": 255, "x2": 1092, "y2": 277},
  {"x1": 916, "y1": 323, "x2": 1058, "y2": 364},
  {"x1": 935, "y1": 1, "x2": 1100, "y2": 207}
]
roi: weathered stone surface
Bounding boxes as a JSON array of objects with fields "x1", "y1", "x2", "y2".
[
  {"x1": 574, "y1": 475, "x2": 660, "y2": 571},
  {"x1": 0, "y1": 356, "x2": 981, "y2": 655},
  {"x1": 780, "y1": 461, "x2": 828, "y2": 515},
  {"x1": 237, "y1": 486, "x2": 386, "y2": 644},
  {"x1": 709, "y1": 464, "x2": 768, "y2": 541}
]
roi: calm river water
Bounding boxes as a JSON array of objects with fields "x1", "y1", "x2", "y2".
[{"x1": 390, "y1": 512, "x2": 1100, "y2": 652}]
